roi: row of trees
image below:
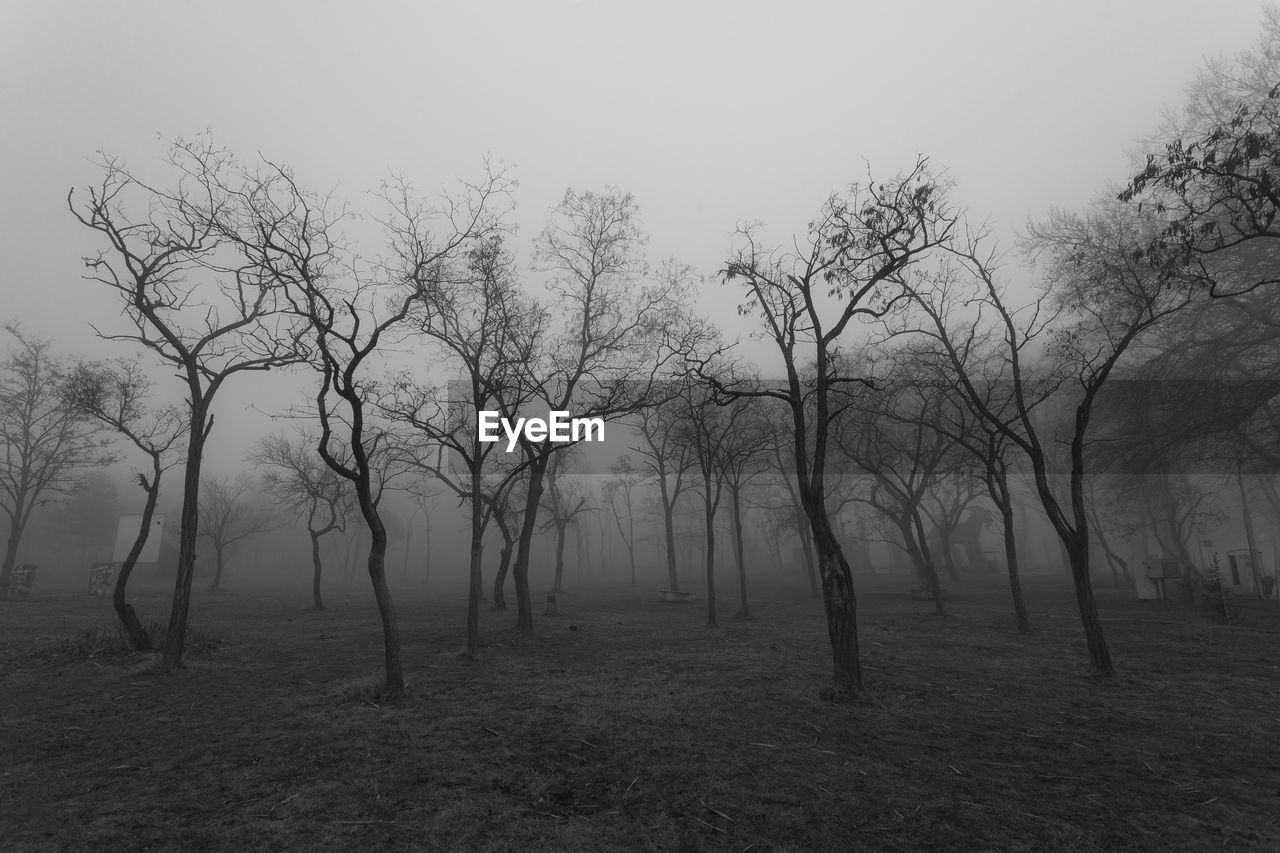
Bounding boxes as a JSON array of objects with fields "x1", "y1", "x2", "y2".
[{"x1": 6, "y1": 14, "x2": 1278, "y2": 702}]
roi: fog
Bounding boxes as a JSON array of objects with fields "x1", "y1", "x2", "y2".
[
  {"x1": 3, "y1": 5, "x2": 1280, "y2": 847},
  {"x1": 0, "y1": 0, "x2": 1274, "y2": 601}
]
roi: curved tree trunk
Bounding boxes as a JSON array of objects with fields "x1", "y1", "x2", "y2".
[
  {"x1": 801, "y1": 488, "x2": 862, "y2": 697},
  {"x1": 902, "y1": 514, "x2": 947, "y2": 616},
  {"x1": 0, "y1": 532, "x2": 19, "y2": 597},
  {"x1": 162, "y1": 411, "x2": 208, "y2": 674},
  {"x1": 1066, "y1": 533, "x2": 1111, "y2": 673},
  {"x1": 778, "y1": 460, "x2": 820, "y2": 598},
  {"x1": 938, "y1": 525, "x2": 960, "y2": 582},
  {"x1": 210, "y1": 543, "x2": 225, "y2": 591},
  {"x1": 653, "y1": 469, "x2": 678, "y2": 591},
  {"x1": 309, "y1": 528, "x2": 325, "y2": 610},
  {"x1": 492, "y1": 544, "x2": 511, "y2": 609},
  {"x1": 365, "y1": 517, "x2": 404, "y2": 698},
  {"x1": 999, "y1": 502, "x2": 1030, "y2": 633},
  {"x1": 511, "y1": 456, "x2": 549, "y2": 631},
  {"x1": 114, "y1": 468, "x2": 161, "y2": 651}
]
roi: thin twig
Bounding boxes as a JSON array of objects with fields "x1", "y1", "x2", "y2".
[
  {"x1": 701, "y1": 799, "x2": 735, "y2": 823},
  {"x1": 693, "y1": 816, "x2": 725, "y2": 833}
]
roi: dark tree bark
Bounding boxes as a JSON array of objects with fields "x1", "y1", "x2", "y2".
[
  {"x1": 114, "y1": 471, "x2": 160, "y2": 651},
  {"x1": 71, "y1": 143, "x2": 303, "y2": 673},
  {"x1": 716, "y1": 162, "x2": 962, "y2": 698},
  {"x1": 309, "y1": 527, "x2": 326, "y2": 610},
  {"x1": 65, "y1": 358, "x2": 183, "y2": 650},
  {"x1": 729, "y1": 483, "x2": 751, "y2": 618},
  {"x1": 702, "y1": 483, "x2": 719, "y2": 627},
  {"x1": 492, "y1": 544, "x2": 512, "y2": 610},
  {"x1": 164, "y1": 410, "x2": 210, "y2": 671}
]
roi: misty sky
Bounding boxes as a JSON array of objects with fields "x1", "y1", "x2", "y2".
[{"x1": 0, "y1": 1, "x2": 1265, "y2": 470}]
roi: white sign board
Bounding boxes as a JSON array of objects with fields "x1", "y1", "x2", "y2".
[{"x1": 112, "y1": 514, "x2": 166, "y2": 563}]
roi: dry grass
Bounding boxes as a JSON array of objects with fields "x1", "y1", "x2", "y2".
[{"x1": 1, "y1": 577, "x2": 1278, "y2": 851}]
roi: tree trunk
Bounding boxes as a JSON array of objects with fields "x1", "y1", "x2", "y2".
[
  {"x1": 467, "y1": 460, "x2": 485, "y2": 655},
  {"x1": 492, "y1": 544, "x2": 512, "y2": 610},
  {"x1": 662, "y1": 501, "x2": 680, "y2": 592},
  {"x1": 1091, "y1": 514, "x2": 1132, "y2": 593},
  {"x1": 798, "y1": 520, "x2": 819, "y2": 597},
  {"x1": 999, "y1": 501, "x2": 1030, "y2": 633},
  {"x1": 704, "y1": 491, "x2": 717, "y2": 627},
  {"x1": 114, "y1": 472, "x2": 161, "y2": 651},
  {"x1": 401, "y1": 521, "x2": 413, "y2": 584},
  {"x1": 365, "y1": 517, "x2": 404, "y2": 698},
  {"x1": 1237, "y1": 463, "x2": 1262, "y2": 598},
  {"x1": 422, "y1": 516, "x2": 430, "y2": 583},
  {"x1": 576, "y1": 521, "x2": 584, "y2": 583},
  {"x1": 907, "y1": 513, "x2": 947, "y2": 616},
  {"x1": 0, "y1": 531, "x2": 21, "y2": 598},
  {"x1": 1066, "y1": 534, "x2": 1112, "y2": 674},
  {"x1": 627, "y1": 536, "x2": 637, "y2": 589},
  {"x1": 552, "y1": 520, "x2": 567, "y2": 593},
  {"x1": 1026, "y1": 413, "x2": 1114, "y2": 676},
  {"x1": 778, "y1": 464, "x2": 820, "y2": 598},
  {"x1": 309, "y1": 528, "x2": 325, "y2": 610},
  {"x1": 162, "y1": 416, "x2": 207, "y2": 674},
  {"x1": 210, "y1": 543, "x2": 225, "y2": 591},
  {"x1": 802, "y1": 492, "x2": 862, "y2": 697},
  {"x1": 730, "y1": 485, "x2": 750, "y2": 618},
  {"x1": 511, "y1": 456, "x2": 548, "y2": 631},
  {"x1": 938, "y1": 525, "x2": 960, "y2": 582}
]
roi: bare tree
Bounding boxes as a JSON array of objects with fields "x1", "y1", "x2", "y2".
[
  {"x1": 501, "y1": 187, "x2": 699, "y2": 631},
  {"x1": 715, "y1": 394, "x2": 771, "y2": 619},
  {"x1": 198, "y1": 474, "x2": 275, "y2": 590},
  {"x1": 912, "y1": 203, "x2": 1200, "y2": 674},
  {"x1": 69, "y1": 139, "x2": 305, "y2": 671},
  {"x1": 893, "y1": 312, "x2": 1036, "y2": 632},
  {"x1": 225, "y1": 154, "x2": 509, "y2": 698},
  {"x1": 632, "y1": 393, "x2": 696, "y2": 593},
  {"x1": 716, "y1": 159, "x2": 959, "y2": 698},
  {"x1": 604, "y1": 454, "x2": 643, "y2": 588},
  {"x1": 1121, "y1": 8, "x2": 1280, "y2": 296},
  {"x1": 835, "y1": 356, "x2": 953, "y2": 615},
  {"x1": 379, "y1": 231, "x2": 538, "y2": 652},
  {"x1": 759, "y1": 414, "x2": 820, "y2": 598},
  {"x1": 65, "y1": 358, "x2": 184, "y2": 648},
  {"x1": 401, "y1": 484, "x2": 439, "y2": 585},
  {"x1": 0, "y1": 326, "x2": 114, "y2": 597},
  {"x1": 671, "y1": 378, "x2": 752, "y2": 627},
  {"x1": 540, "y1": 450, "x2": 590, "y2": 594},
  {"x1": 251, "y1": 432, "x2": 350, "y2": 610}
]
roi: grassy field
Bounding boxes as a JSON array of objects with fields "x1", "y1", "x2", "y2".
[{"x1": 1, "y1": 576, "x2": 1278, "y2": 852}]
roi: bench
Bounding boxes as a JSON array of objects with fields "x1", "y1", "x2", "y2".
[
  {"x1": 10, "y1": 564, "x2": 38, "y2": 598},
  {"x1": 658, "y1": 589, "x2": 693, "y2": 603},
  {"x1": 88, "y1": 562, "x2": 116, "y2": 596}
]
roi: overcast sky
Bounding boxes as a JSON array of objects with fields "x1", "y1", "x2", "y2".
[{"x1": 0, "y1": 1, "x2": 1266, "y2": 470}]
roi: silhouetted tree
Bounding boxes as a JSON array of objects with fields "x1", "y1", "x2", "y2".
[
  {"x1": 198, "y1": 473, "x2": 275, "y2": 590},
  {"x1": 252, "y1": 432, "x2": 350, "y2": 610},
  {"x1": 502, "y1": 188, "x2": 699, "y2": 631},
  {"x1": 65, "y1": 358, "x2": 184, "y2": 648},
  {"x1": 0, "y1": 325, "x2": 113, "y2": 597},
  {"x1": 716, "y1": 159, "x2": 959, "y2": 697},
  {"x1": 226, "y1": 154, "x2": 509, "y2": 698},
  {"x1": 70, "y1": 138, "x2": 304, "y2": 672}
]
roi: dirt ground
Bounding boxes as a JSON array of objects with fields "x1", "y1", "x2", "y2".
[{"x1": 1, "y1": 574, "x2": 1278, "y2": 852}]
